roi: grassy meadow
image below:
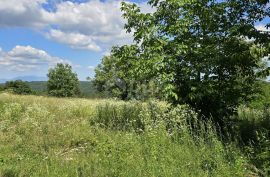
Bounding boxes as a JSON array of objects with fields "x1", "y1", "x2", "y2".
[
  {"x1": 0, "y1": 1, "x2": 269, "y2": 177},
  {"x1": 0, "y1": 93, "x2": 260, "y2": 177}
]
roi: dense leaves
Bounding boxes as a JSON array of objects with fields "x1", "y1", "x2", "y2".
[
  {"x1": 94, "y1": 45, "x2": 161, "y2": 100},
  {"x1": 117, "y1": 0, "x2": 270, "y2": 124},
  {"x1": 4, "y1": 80, "x2": 33, "y2": 95},
  {"x1": 47, "y1": 63, "x2": 80, "y2": 97}
]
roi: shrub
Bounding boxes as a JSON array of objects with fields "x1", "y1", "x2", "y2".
[
  {"x1": 90, "y1": 100, "x2": 250, "y2": 176},
  {"x1": 235, "y1": 106, "x2": 270, "y2": 176},
  {"x1": 236, "y1": 106, "x2": 270, "y2": 144},
  {"x1": 92, "y1": 100, "x2": 203, "y2": 135},
  {"x1": 4, "y1": 80, "x2": 32, "y2": 95},
  {"x1": 91, "y1": 101, "x2": 166, "y2": 132}
]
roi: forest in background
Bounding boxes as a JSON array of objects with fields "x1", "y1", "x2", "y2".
[{"x1": 0, "y1": 81, "x2": 97, "y2": 97}]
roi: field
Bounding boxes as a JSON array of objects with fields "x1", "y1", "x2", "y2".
[{"x1": 0, "y1": 93, "x2": 256, "y2": 177}]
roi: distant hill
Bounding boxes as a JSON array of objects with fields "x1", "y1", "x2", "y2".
[
  {"x1": 13, "y1": 76, "x2": 47, "y2": 82},
  {"x1": 27, "y1": 81, "x2": 97, "y2": 97},
  {"x1": 28, "y1": 81, "x2": 47, "y2": 92},
  {"x1": 0, "y1": 81, "x2": 98, "y2": 97},
  {"x1": 0, "y1": 76, "x2": 47, "y2": 83}
]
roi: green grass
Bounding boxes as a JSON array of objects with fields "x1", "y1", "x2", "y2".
[{"x1": 0, "y1": 93, "x2": 252, "y2": 176}]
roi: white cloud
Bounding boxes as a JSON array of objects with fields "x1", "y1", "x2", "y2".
[
  {"x1": 0, "y1": 0, "x2": 47, "y2": 28},
  {"x1": 45, "y1": 1, "x2": 124, "y2": 35},
  {"x1": 88, "y1": 65, "x2": 95, "y2": 71},
  {"x1": 46, "y1": 29, "x2": 101, "y2": 51},
  {"x1": 44, "y1": 0, "x2": 135, "y2": 51},
  {"x1": 255, "y1": 24, "x2": 270, "y2": 32},
  {"x1": 0, "y1": 45, "x2": 71, "y2": 72},
  {"x1": 0, "y1": 0, "x2": 155, "y2": 52}
]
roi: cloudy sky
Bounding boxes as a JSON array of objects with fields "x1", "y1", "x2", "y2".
[
  {"x1": 0, "y1": 0, "x2": 155, "y2": 80},
  {"x1": 0, "y1": 0, "x2": 269, "y2": 81}
]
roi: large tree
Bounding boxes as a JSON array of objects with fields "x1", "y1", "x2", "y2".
[
  {"x1": 118, "y1": 0, "x2": 270, "y2": 124},
  {"x1": 94, "y1": 0, "x2": 270, "y2": 123},
  {"x1": 47, "y1": 63, "x2": 80, "y2": 97}
]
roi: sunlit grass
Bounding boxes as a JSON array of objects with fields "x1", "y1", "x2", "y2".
[{"x1": 0, "y1": 93, "x2": 251, "y2": 176}]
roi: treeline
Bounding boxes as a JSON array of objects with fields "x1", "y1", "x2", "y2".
[
  {"x1": 0, "y1": 63, "x2": 99, "y2": 98},
  {"x1": 0, "y1": 80, "x2": 98, "y2": 97}
]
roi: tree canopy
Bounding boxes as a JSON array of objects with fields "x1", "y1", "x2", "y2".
[
  {"x1": 47, "y1": 63, "x2": 80, "y2": 97},
  {"x1": 4, "y1": 80, "x2": 33, "y2": 95},
  {"x1": 94, "y1": 45, "x2": 161, "y2": 100},
  {"x1": 94, "y1": 0, "x2": 270, "y2": 124}
]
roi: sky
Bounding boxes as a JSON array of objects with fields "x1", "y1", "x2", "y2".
[
  {"x1": 0, "y1": 0, "x2": 269, "y2": 81},
  {"x1": 0, "y1": 0, "x2": 154, "y2": 81}
]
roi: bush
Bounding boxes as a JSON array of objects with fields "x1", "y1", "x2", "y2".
[
  {"x1": 235, "y1": 106, "x2": 270, "y2": 176},
  {"x1": 91, "y1": 100, "x2": 167, "y2": 132},
  {"x1": 236, "y1": 106, "x2": 270, "y2": 144},
  {"x1": 92, "y1": 100, "x2": 213, "y2": 138},
  {"x1": 4, "y1": 80, "x2": 32, "y2": 95},
  {"x1": 90, "y1": 100, "x2": 250, "y2": 176}
]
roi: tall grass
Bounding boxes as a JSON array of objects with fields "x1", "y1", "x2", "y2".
[
  {"x1": 236, "y1": 106, "x2": 270, "y2": 176},
  {"x1": 0, "y1": 93, "x2": 252, "y2": 176}
]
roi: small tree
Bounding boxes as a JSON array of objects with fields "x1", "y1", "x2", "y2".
[
  {"x1": 47, "y1": 63, "x2": 80, "y2": 97},
  {"x1": 4, "y1": 80, "x2": 33, "y2": 95}
]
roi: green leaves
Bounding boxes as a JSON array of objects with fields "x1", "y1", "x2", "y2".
[
  {"x1": 4, "y1": 80, "x2": 33, "y2": 95},
  {"x1": 95, "y1": 0, "x2": 270, "y2": 123},
  {"x1": 47, "y1": 63, "x2": 80, "y2": 97}
]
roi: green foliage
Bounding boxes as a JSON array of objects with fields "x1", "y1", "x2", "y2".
[
  {"x1": 116, "y1": 0, "x2": 270, "y2": 124},
  {"x1": 4, "y1": 80, "x2": 33, "y2": 95},
  {"x1": 235, "y1": 106, "x2": 270, "y2": 175},
  {"x1": 0, "y1": 85, "x2": 4, "y2": 92},
  {"x1": 11, "y1": 81, "x2": 99, "y2": 97},
  {"x1": 92, "y1": 100, "x2": 167, "y2": 131},
  {"x1": 0, "y1": 93, "x2": 252, "y2": 176},
  {"x1": 79, "y1": 81, "x2": 99, "y2": 98},
  {"x1": 249, "y1": 81, "x2": 270, "y2": 109},
  {"x1": 94, "y1": 46, "x2": 162, "y2": 100},
  {"x1": 0, "y1": 168, "x2": 18, "y2": 177},
  {"x1": 27, "y1": 81, "x2": 47, "y2": 95},
  {"x1": 47, "y1": 63, "x2": 80, "y2": 97}
]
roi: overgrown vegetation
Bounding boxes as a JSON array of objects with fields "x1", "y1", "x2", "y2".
[
  {"x1": 0, "y1": 93, "x2": 255, "y2": 176},
  {"x1": 89, "y1": 1, "x2": 270, "y2": 175},
  {"x1": 3, "y1": 80, "x2": 33, "y2": 95},
  {"x1": 1, "y1": 0, "x2": 270, "y2": 176},
  {"x1": 94, "y1": 0, "x2": 270, "y2": 125}
]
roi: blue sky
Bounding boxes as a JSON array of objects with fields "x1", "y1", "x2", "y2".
[
  {"x1": 0, "y1": 0, "x2": 151, "y2": 80},
  {"x1": 0, "y1": 0, "x2": 268, "y2": 81}
]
